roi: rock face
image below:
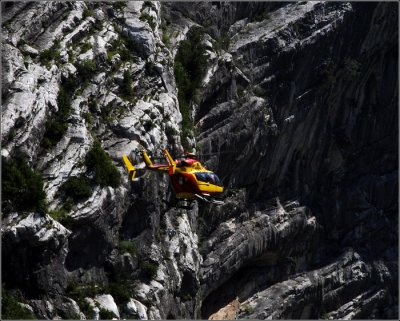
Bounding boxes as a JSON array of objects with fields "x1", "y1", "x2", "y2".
[
  {"x1": 2, "y1": 213, "x2": 71, "y2": 296},
  {"x1": 237, "y1": 249, "x2": 396, "y2": 319},
  {"x1": 1, "y1": 1, "x2": 397, "y2": 320},
  {"x1": 194, "y1": 1, "x2": 398, "y2": 319}
]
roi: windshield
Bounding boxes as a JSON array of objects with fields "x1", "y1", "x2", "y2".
[{"x1": 195, "y1": 172, "x2": 223, "y2": 187}]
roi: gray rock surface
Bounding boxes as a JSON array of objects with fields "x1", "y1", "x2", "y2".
[
  {"x1": 2, "y1": 213, "x2": 71, "y2": 296},
  {"x1": 1, "y1": 1, "x2": 397, "y2": 320},
  {"x1": 194, "y1": 1, "x2": 397, "y2": 319},
  {"x1": 238, "y1": 249, "x2": 395, "y2": 319}
]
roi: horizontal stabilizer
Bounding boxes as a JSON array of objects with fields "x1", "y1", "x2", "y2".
[{"x1": 122, "y1": 155, "x2": 136, "y2": 181}]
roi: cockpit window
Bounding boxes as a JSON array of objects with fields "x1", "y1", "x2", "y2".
[
  {"x1": 195, "y1": 172, "x2": 223, "y2": 186},
  {"x1": 210, "y1": 173, "x2": 222, "y2": 186}
]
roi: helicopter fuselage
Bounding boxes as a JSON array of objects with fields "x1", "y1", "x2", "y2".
[
  {"x1": 170, "y1": 159, "x2": 223, "y2": 199},
  {"x1": 122, "y1": 149, "x2": 224, "y2": 202}
]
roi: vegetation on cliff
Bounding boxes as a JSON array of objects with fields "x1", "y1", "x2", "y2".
[
  {"x1": 2, "y1": 156, "x2": 47, "y2": 215},
  {"x1": 174, "y1": 27, "x2": 208, "y2": 149},
  {"x1": 2, "y1": 287, "x2": 36, "y2": 320},
  {"x1": 85, "y1": 141, "x2": 121, "y2": 188}
]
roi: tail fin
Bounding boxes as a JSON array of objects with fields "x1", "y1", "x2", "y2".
[
  {"x1": 163, "y1": 149, "x2": 176, "y2": 174},
  {"x1": 122, "y1": 155, "x2": 136, "y2": 181},
  {"x1": 142, "y1": 150, "x2": 154, "y2": 169}
]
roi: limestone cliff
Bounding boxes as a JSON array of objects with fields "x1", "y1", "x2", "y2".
[{"x1": 1, "y1": 1, "x2": 398, "y2": 320}]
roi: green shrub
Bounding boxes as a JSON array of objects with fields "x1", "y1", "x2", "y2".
[
  {"x1": 42, "y1": 94, "x2": 69, "y2": 147},
  {"x1": 143, "y1": 119, "x2": 156, "y2": 131},
  {"x1": 68, "y1": 49, "x2": 76, "y2": 63},
  {"x1": 81, "y1": 42, "x2": 92, "y2": 53},
  {"x1": 344, "y1": 57, "x2": 361, "y2": 81},
  {"x1": 145, "y1": 60, "x2": 157, "y2": 76},
  {"x1": 79, "y1": 300, "x2": 93, "y2": 318},
  {"x1": 166, "y1": 126, "x2": 179, "y2": 136},
  {"x1": 76, "y1": 59, "x2": 97, "y2": 83},
  {"x1": 39, "y1": 47, "x2": 60, "y2": 67},
  {"x1": 113, "y1": 2, "x2": 127, "y2": 11},
  {"x1": 120, "y1": 70, "x2": 134, "y2": 100},
  {"x1": 99, "y1": 308, "x2": 117, "y2": 320},
  {"x1": 2, "y1": 287, "x2": 36, "y2": 320},
  {"x1": 140, "y1": 12, "x2": 156, "y2": 31},
  {"x1": 49, "y1": 204, "x2": 78, "y2": 229},
  {"x1": 48, "y1": 207, "x2": 68, "y2": 221},
  {"x1": 50, "y1": 141, "x2": 120, "y2": 195},
  {"x1": 66, "y1": 282, "x2": 101, "y2": 318},
  {"x1": 60, "y1": 309, "x2": 81, "y2": 320},
  {"x1": 67, "y1": 281, "x2": 103, "y2": 301},
  {"x1": 82, "y1": 112, "x2": 93, "y2": 125},
  {"x1": 100, "y1": 103, "x2": 117, "y2": 123},
  {"x1": 161, "y1": 24, "x2": 172, "y2": 48},
  {"x1": 88, "y1": 98, "x2": 98, "y2": 113},
  {"x1": 112, "y1": 28, "x2": 140, "y2": 60},
  {"x1": 253, "y1": 11, "x2": 270, "y2": 22},
  {"x1": 62, "y1": 76, "x2": 77, "y2": 93},
  {"x1": 41, "y1": 78, "x2": 75, "y2": 150},
  {"x1": 182, "y1": 294, "x2": 192, "y2": 302},
  {"x1": 161, "y1": 14, "x2": 172, "y2": 47},
  {"x1": 85, "y1": 141, "x2": 121, "y2": 187},
  {"x1": 108, "y1": 282, "x2": 131, "y2": 305},
  {"x1": 92, "y1": 19, "x2": 103, "y2": 32},
  {"x1": 175, "y1": 27, "x2": 207, "y2": 91},
  {"x1": 63, "y1": 197, "x2": 73, "y2": 212},
  {"x1": 214, "y1": 33, "x2": 230, "y2": 52},
  {"x1": 61, "y1": 176, "x2": 92, "y2": 202},
  {"x1": 41, "y1": 121, "x2": 67, "y2": 149},
  {"x1": 2, "y1": 157, "x2": 47, "y2": 215},
  {"x1": 140, "y1": 261, "x2": 158, "y2": 279},
  {"x1": 107, "y1": 37, "x2": 136, "y2": 64},
  {"x1": 174, "y1": 27, "x2": 207, "y2": 149},
  {"x1": 253, "y1": 85, "x2": 266, "y2": 97},
  {"x1": 106, "y1": 50, "x2": 115, "y2": 63},
  {"x1": 82, "y1": 8, "x2": 93, "y2": 19},
  {"x1": 119, "y1": 47, "x2": 133, "y2": 62},
  {"x1": 41, "y1": 61, "x2": 96, "y2": 152},
  {"x1": 121, "y1": 33, "x2": 139, "y2": 54},
  {"x1": 119, "y1": 240, "x2": 137, "y2": 256},
  {"x1": 39, "y1": 38, "x2": 61, "y2": 67}
]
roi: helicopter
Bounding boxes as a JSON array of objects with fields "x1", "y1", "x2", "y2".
[{"x1": 122, "y1": 149, "x2": 224, "y2": 207}]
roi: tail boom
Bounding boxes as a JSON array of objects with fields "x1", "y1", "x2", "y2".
[
  {"x1": 142, "y1": 150, "x2": 169, "y2": 171},
  {"x1": 163, "y1": 149, "x2": 176, "y2": 174}
]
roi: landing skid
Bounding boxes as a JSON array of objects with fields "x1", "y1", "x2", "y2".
[
  {"x1": 194, "y1": 194, "x2": 224, "y2": 205},
  {"x1": 175, "y1": 199, "x2": 195, "y2": 210},
  {"x1": 163, "y1": 198, "x2": 195, "y2": 210},
  {"x1": 163, "y1": 196, "x2": 223, "y2": 209}
]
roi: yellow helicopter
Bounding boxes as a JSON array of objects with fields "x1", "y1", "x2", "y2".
[{"x1": 122, "y1": 149, "x2": 224, "y2": 205}]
